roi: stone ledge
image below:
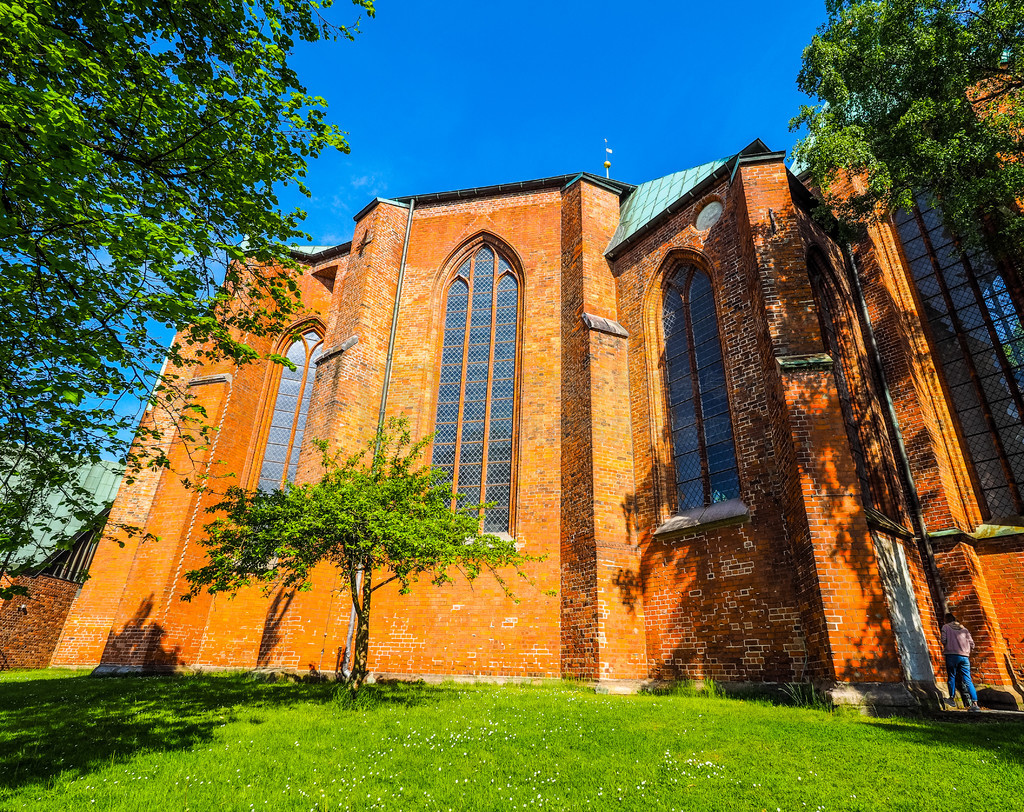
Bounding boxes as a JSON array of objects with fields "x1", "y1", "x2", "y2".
[
  {"x1": 316, "y1": 335, "x2": 359, "y2": 366},
  {"x1": 653, "y1": 498, "x2": 750, "y2": 540},
  {"x1": 827, "y1": 682, "x2": 918, "y2": 711},
  {"x1": 977, "y1": 684, "x2": 1024, "y2": 710},
  {"x1": 372, "y1": 671, "x2": 553, "y2": 686},
  {"x1": 775, "y1": 352, "x2": 833, "y2": 372},
  {"x1": 188, "y1": 373, "x2": 232, "y2": 387},
  {"x1": 581, "y1": 312, "x2": 629, "y2": 339},
  {"x1": 595, "y1": 679, "x2": 646, "y2": 695},
  {"x1": 91, "y1": 664, "x2": 197, "y2": 677}
]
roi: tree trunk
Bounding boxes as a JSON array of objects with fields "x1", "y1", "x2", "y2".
[{"x1": 349, "y1": 565, "x2": 372, "y2": 694}]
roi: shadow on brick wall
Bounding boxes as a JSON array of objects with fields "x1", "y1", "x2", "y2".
[
  {"x1": 625, "y1": 347, "x2": 902, "y2": 685},
  {"x1": 257, "y1": 588, "x2": 295, "y2": 667},
  {"x1": 99, "y1": 596, "x2": 183, "y2": 670},
  {"x1": 611, "y1": 567, "x2": 642, "y2": 614}
]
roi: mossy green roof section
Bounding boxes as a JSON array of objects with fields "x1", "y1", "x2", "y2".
[{"x1": 606, "y1": 157, "x2": 731, "y2": 255}]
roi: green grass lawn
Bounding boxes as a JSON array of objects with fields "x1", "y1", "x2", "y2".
[{"x1": 1, "y1": 670, "x2": 1022, "y2": 811}]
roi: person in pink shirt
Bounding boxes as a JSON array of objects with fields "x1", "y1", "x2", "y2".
[{"x1": 941, "y1": 611, "x2": 981, "y2": 712}]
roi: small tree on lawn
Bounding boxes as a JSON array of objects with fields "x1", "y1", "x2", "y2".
[{"x1": 185, "y1": 417, "x2": 539, "y2": 692}]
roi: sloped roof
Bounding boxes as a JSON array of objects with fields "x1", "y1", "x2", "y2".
[
  {"x1": 393, "y1": 172, "x2": 634, "y2": 208},
  {"x1": 288, "y1": 140, "x2": 784, "y2": 266},
  {"x1": 604, "y1": 139, "x2": 780, "y2": 259},
  {"x1": 13, "y1": 459, "x2": 123, "y2": 569},
  {"x1": 606, "y1": 157, "x2": 731, "y2": 256},
  {"x1": 290, "y1": 245, "x2": 336, "y2": 256}
]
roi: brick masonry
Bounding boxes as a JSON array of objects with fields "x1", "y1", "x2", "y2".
[
  {"x1": 1, "y1": 575, "x2": 80, "y2": 669},
  {"x1": 40, "y1": 147, "x2": 1023, "y2": 702}
]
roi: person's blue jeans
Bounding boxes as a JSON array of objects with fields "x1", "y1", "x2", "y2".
[{"x1": 945, "y1": 654, "x2": 978, "y2": 704}]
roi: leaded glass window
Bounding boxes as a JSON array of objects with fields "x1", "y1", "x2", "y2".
[
  {"x1": 663, "y1": 265, "x2": 739, "y2": 510},
  {"x1": 432, "y1": 246, "x2": 519, "y2": 533},
  {"x1": 894, "y1": 197, "x2": 1024, "y2": 518},
  {"x1": 256, "y1": 329, "x2": 323, "y2": 491}
]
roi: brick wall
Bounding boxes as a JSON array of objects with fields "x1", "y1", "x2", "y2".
[
  {"x1": 612, "y1": 162, "x2": 821, "y2": 682},
  {"x1": 48, "y1": 153, "x2": 1021, "y2": 696},
  {"x1": 559, "y1": 178, "x2": 646, "y2": 680},
  {"x1": 975, "y1": 536, "x2": 1024, "y2": 683},
  {"x1": 934, "y1": 534, "x2": 1023, "y2": 689},
  {"x1": 608, "y1": 155, "x2": 909, "y2": 684},
  {"x1": 1, "y1": 575, "x2": 80, "y2": 669}
]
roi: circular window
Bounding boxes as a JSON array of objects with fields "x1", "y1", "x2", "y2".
[{"x1": 695, "y1": 201, "x2": 723, "y2": 231}]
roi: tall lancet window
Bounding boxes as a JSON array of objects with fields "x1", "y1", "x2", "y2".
[
  {"x1": 432, "y1": 245, "x2": 519, "y2": 533},
  {"x1": 663, "y1": 265, "x2": 739, "y2": 510},
  {"x1": 894, "y1": 197, "x2": 1024, "y2": 518},
  {"x1": 256, "y1": 328, "x2": 324, "y2": 491}
]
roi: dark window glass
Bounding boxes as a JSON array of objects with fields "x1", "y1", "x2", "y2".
[
  {"x1": 663, "y1": 266, "x2": 740, "y2": 510},
  {"x1": 257, "y1": 329, "x2": 323, "y2": 491},
  {"x1": 432, "y1": 247, "x2": 520, "y2": 533},
  {"x1": 896, "y1": 197, "x2": 1024, "y2": 517}
]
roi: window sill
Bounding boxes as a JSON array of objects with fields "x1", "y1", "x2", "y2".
[{"x1": 653, "y1": 498, "x2": 750, "y2": 541}]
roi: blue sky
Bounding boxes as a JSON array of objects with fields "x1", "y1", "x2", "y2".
[
  {"x1": 105, "y1": 1, "x2": 835, "y2": 448},
  {"x1": 281, "y1": 0, "x2": 831, "y2": 247}
]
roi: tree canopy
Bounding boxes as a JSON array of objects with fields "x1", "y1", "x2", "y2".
[
  {"x1": 0, "y1": 0, "x2": 373, "y2": 586},
  {"x1": 792, "y1": 0, "x2": 1023, "y2": 246},
  {"x1": 185, "y1": 418, "x2": 539, "y2": 691}
]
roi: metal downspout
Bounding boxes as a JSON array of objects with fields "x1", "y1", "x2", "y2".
[
  {"x1": 842, "y1": 242, "x2": 947, "y2": 617},
  {"x1": 342, "y1": 198, "x2": 416, "y2": 677}
]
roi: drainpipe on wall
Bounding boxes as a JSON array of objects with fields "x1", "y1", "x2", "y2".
[
  {"x1": 342, "y1": 198, "x2": 416, "y2": 678},
  {"x1": 842, "y1": 241, "x2": 947, "y2": 618}
]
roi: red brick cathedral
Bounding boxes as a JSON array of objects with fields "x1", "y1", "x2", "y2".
[{"x1": 45, "y1": 140, "x2": 1024, "y2": 706}]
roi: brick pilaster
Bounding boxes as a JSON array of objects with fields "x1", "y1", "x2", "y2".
[{"x1": 560, "y1": 178, "x2": 647, "y2": 680}]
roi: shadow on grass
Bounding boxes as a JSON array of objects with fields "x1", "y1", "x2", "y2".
[
  {"x1": 867, "y1": 717, "x2": 1024, "y2": 766},
  {"x1": 0, "y1": 673, "x2": 460, "y2": 794}
]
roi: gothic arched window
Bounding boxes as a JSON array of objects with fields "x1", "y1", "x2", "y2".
[
  {"x1": 432, "y1": 245, "x2": 519, "y2": 533},
  {"x1": 663, "y1": 265, "x2": 739, "y2": 510},
  {"x1": 256, "y1": 328, "x2": 324, "y2": 491},
  {"x1": 894, "y1": 197, "x2": 1024, "y2": 518}
]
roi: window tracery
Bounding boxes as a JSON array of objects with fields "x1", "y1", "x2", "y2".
[
  {"x1": 432, "y1": 245, "x2": 519, "y2": 533},
  {"x1": 256, "y1": 328, "x2": 323, "y2": 491},
  {"x1": 894, "y1": 198, "x2": 1024, "y2": 518},
  {"x1": 662, "y1": 264, "x2": 739, "y2": 510}
]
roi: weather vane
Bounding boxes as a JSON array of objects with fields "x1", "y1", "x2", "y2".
[{"x1": 604, "y1": 139, "x2": 612, "y2": 178}]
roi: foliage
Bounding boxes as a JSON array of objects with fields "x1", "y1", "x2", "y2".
[
  {"x1": 4, "y1": 672, "x2": 1024, "y2": 811},
  {"x1": 792, "y1": 1, "x2": 1024, "y2": 247},
  {"x1": 0, "y1": 0, "x2": 374, "y2": 586},
  {"x1": 185, "y1": 418, "x2": 539, "y2": 692},
  {"x1": 780, "y1": 681, "x2": 835, "y2": 711}
]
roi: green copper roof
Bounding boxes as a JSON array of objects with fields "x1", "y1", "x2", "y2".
[
  {"x1": 789, "y1": 154, "x2": 811, "y2": 178},
  {"x1": 606, "y1": 156, "x2": 730, "y2": 255},
  {"x1": 290, "y1": 245, "x2": 336, "y2": 256},
  {"x1": 13, "y1": 459, "x2": 124, "y2": 569}
]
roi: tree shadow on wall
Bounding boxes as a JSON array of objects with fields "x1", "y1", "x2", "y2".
[
  {"x1": 98, "y1": 596, "x2": 183, "y2": 670},
  {"x1": 612, "y1": 567, "x2": 642, "y2": 614},
  {"x1": 612, "y1": 493, "x2": 642, "y2": 614},
  {"x1": 256, "y1": 588, "x2": 295, "y2": 668},
  {"x1": 624, "y1": 334, "x2": 901, "y2": 685}
]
